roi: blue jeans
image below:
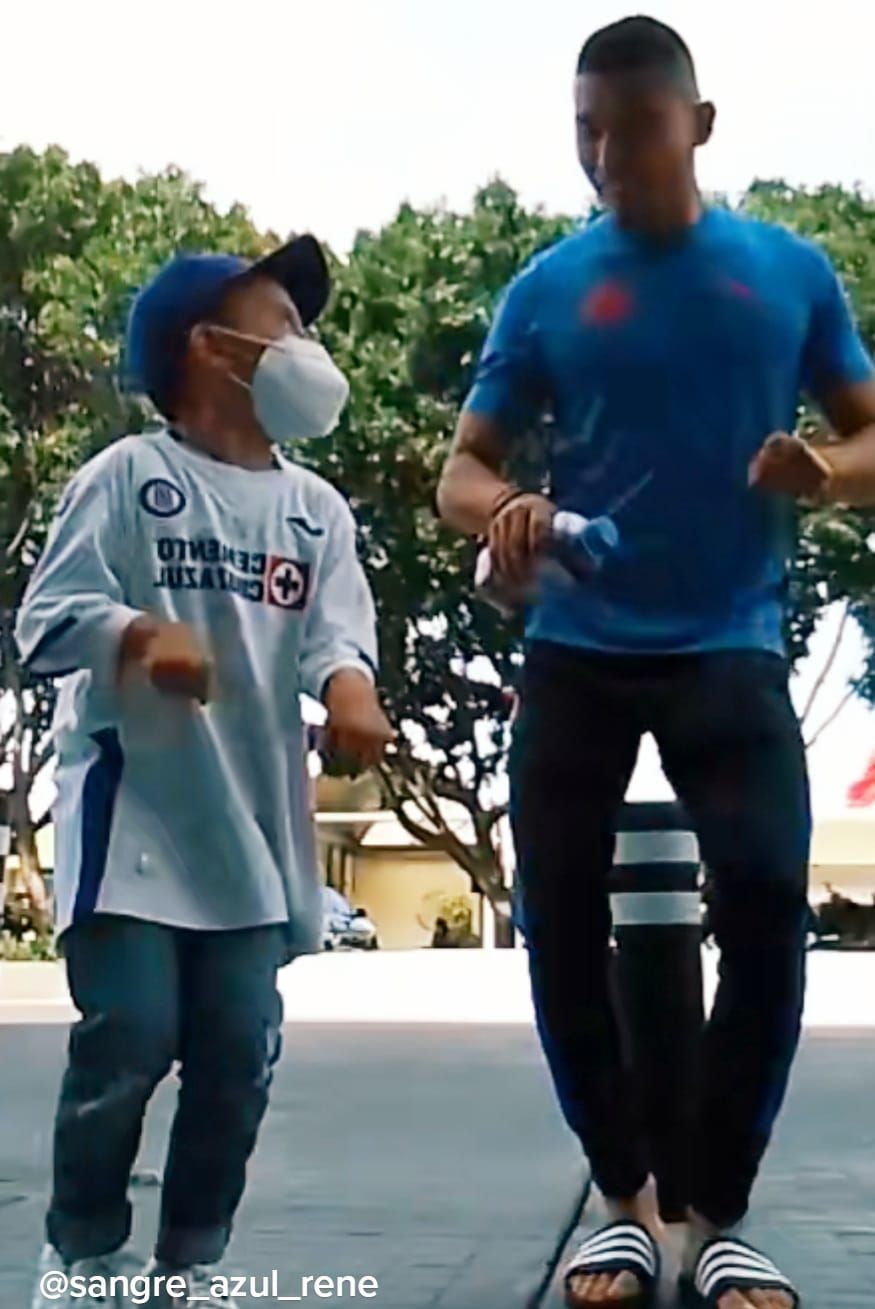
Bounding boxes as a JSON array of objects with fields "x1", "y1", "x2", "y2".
[
  {"x1": 510, "y1": 643, "x2": 811, "y2": 1228},
  {"x1": 48, "y1": 915, "x2": 286, "y2": 1265}
]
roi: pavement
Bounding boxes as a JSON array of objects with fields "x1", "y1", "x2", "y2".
[
  {"x1": 3, "y1": 947, "x2": 875, "y2": 1026},
  {"x1": 548, "y1": 1032, "x2": 875, "y2": 1309},
  {"x1": 0, "y1": 959, "x2": 873, "y2": 1307},
  {"x1": 1, "y1": 1022, "x2": 587, "y2": 1309}
]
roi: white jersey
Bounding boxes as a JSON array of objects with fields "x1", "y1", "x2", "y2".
[{"x1": 15, "y1": 430, "x2": 378, "y2": 957}]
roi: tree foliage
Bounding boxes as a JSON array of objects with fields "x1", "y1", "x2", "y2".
[
  {"x1": 742, "y1": 183, "x2": 875, "y2": 684},
  {"x1": 305, "y1": 182, "x2": 573, "y2": 924},
  {"x1": 3, "y1": 151, "x2": 875, "y2": 931},
  {"x1": 0, "y1": 147, "x2": 268, "y2": 911}
]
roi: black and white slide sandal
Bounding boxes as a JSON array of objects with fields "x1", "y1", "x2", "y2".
[
  {"x1": 563, "y1": 1219, "x2": 661, "y2": 1306},
  {"x1": 682, "y1": 1235, "x2": 800, "y2": 1307}
]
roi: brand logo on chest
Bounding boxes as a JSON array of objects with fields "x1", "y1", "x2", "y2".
[
  {"x1": 139, "y1": 479, "x2": 187, "y2": 518},
  {"x1": 266, "y1": 556, "x2": 311, "y2": 610},
  {"x1": 581, "y1": 280, "x2": 635, "y2": 326}
]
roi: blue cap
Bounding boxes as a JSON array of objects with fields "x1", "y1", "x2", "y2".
[{"x1": 123, "y1": 234, "x2": 329, "y2": 414}]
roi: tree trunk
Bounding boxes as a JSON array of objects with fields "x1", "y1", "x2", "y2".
[
  {"x1": 493, "y1": 911, "x2": 516, "y2": 949},
  {"x1": 1, "y1": 610, "x2": 51, "y2": 932}
]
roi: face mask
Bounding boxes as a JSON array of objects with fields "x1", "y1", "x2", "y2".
[{"x1": 218, "y1": 329, "x2": 350, "y2": 442}]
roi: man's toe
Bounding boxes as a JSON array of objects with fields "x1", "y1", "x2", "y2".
[{"x1": 717, "y1": 1291, "x2": 758, "y2": 1309}]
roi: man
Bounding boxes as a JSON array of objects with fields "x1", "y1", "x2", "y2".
[
  {"x1": 18, "y1": 235, "x2": 393, "y2": 1308},
  {"x1": 438, "y1": 16, "x2": 875, "y2": 1309}
]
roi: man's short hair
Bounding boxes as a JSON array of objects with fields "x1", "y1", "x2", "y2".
[{"x1": 576, "y1": 15, "x2": 699, "y2": 96}]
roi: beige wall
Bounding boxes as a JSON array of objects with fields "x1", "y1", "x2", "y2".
[
  {"x1": 348, "y1": 851, "x2": 479, "y2": 951},
  {"x1": 811, "y1": 865, "x2": 875, "y2": 900}
]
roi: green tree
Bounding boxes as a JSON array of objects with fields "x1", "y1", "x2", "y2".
[
  {"x1": 303, "y1": 182, "x2": 573, "y2": 939},
  {"x1": 0, "y1": 146, "x2": 269, "y2": 920},
  {"x1": 742, "y1": 183, "x2": 875, "y2": 736},
  {"x1": 5, "y1": 156, "x2": 875, "y2": 940},
  {"x1": 307, "y1": 181, "x2": 875, "y2": 935}
]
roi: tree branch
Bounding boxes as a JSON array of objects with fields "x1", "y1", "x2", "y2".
[
  {"x1": 28, "y1": 738, "x2": 55, "y2": 783},
  {"x1": 801, "y1": 601, "x2": 850, "y2": 726},
  {"x1": 3, "y1": 511, "x2": 31, "y2": 564},
  {"x1": 804, "y1": 686, "x2": 856, "y2": 750},
  {"x1": 484, "y1": 803, "x2": 509, "y2": 831},
  {"x1": 34, "y1": 807, "x2": 53, "y2": 834}
]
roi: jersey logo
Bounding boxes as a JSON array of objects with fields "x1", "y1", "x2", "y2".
[
  {"x1": 266, "y1": 556, "x2": 310, "y2": 610},
  {"x1": 723, "y1": 277, "x2": 756, "y2": 301},
  {"x1": 139, "y1": 479, "x2": 187, "y2": 518},
  {"x1": 286, "y1": 515, "x2": 325, "y2": 538},
  {"x1": 581, "y1": 280, "x2": 634, "y2": 326}
]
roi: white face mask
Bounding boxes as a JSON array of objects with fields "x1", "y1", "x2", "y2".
[{"x1": 219, "y1": 329, "x2": 350, "y2": 442}]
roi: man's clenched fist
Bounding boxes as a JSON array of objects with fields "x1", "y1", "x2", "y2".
[{"x1": 748, "y1": 432, "x2": 834, "y2": 501}]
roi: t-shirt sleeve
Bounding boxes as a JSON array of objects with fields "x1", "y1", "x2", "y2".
[
  {"x1": 299, "y1": 494, "x2": 378, "y2": 701},
  {"x1": 801, "y1": 248, "x2": 875, "y2": 400},
  {"x1": 462, "y1": 261, "x2": 546, "y2": 434},
  {"x1": 15, "y1": 449, "x2": 142, "y2": 684}
]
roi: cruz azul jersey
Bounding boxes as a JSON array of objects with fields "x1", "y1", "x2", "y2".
[{"x1": 15, "y1": 430, "x2": 378, "y2": 956}]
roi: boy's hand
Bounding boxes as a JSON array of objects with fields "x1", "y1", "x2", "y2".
[
  {"x1": 120, "y1": 617, "x2": 213, "y2": 703},
  {"x1": 322, "y1": 669, "x2": 395, "y2": 772}
]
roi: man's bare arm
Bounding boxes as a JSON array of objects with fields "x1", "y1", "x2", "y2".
[
  {"x1": 436, "y1": 411, "x2": 518, "y2": 538},
  {"x1": 437, "y1": 411, "x2": 554, "y2": 585},
  {"x1": 820, "y1": 379, "x2": 875, "y2": 505},
  {"x1": 750, "y1": 380, "x2": 875, "y2": 506}
]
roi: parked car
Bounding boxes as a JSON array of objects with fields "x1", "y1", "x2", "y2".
[{"x1": 321, "y1": 886, "x2": 379, "y2": 952}]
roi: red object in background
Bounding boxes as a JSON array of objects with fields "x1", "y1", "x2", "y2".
[{"x1": 848, "y1": 752, "x2": 875, "y2": 807}]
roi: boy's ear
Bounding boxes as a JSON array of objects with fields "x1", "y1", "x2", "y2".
[{"x1": 188, "y1": 323, "x2": 231, "y2": 370}]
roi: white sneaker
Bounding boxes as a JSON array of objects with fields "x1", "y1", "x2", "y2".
[
  {"x1": 31, "y1": 1244, "x2": 142, "y2": 1307},
  {"x1": 142, "y1": 1261, "x2": 239, "y2": 1307}
]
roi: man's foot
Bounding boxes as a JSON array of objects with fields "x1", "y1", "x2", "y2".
[
  {"x1": 682, "y1": 1213, "x2": 798, "y2": 1309},
  {"x1": 143, "y1": 1261, "x2": 239, "y2": 1307},
  {"x1": 565, "y1": 1175, "x2": 664, "y2": 1305},
  {"x1": 31, "y1": 1244, "x2": 142, "y2": 1308}
]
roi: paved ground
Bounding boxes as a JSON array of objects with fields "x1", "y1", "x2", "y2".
[
  {"x1": 547, "y1": 1031, "x2": 875, "y2": 1309},
  {"x1": 0, "y1": 1024, "x2": 873, "y2": 1307},
  {"x1": 0, "y1": 1023, "x2": 585, "y2": 1308},
  {"x1": 3, "y1": 949, "x2": 875, "y2": 1025}
]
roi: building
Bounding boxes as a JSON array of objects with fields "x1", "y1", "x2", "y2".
[
  {"x1": 7, "y1": 803, "x2": 875, "y2": 950},
  {"x1": 314, "y1": 773, "x2": 489, "y2": 949}
]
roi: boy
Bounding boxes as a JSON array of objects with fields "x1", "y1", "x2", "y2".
[
  {"x1": 438, "y1": 16, "x2": 875, "y2": 1309},
  {"x1": 18, "y1": 233, "x2": 393, "y2": 1308}
]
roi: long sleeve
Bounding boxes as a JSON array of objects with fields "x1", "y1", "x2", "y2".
[
  {"x1": 299, "y1": 495, "x2": 378, "y2": 701},
  {"x1": 15, "y1": 448, "x2": 143, "y2": 686}
]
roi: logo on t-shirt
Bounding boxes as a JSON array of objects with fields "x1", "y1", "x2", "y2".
[
  {"x1": 139, "y1": 479, "x2": 187, "y2": 518},
  {"x1": 581, "y1": 281, "x2": 634, "y2": 326},
  {"x1": 266, "y1": 556, "x2": 311, "y2": 610}
]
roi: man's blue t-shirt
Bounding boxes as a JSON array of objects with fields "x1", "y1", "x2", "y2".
[{"x1": 464, "y1": 207, "x2": 873, "y2": 655}]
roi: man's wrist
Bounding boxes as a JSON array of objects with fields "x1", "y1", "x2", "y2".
[
  {"x1": 808, "y1": 446, "x2": 839, "y2": 505},
  {"x1": 489, "y1": 484, "x2": 525, "y2": 522}
]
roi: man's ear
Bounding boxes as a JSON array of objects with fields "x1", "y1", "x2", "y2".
[{"x1": 695, "y1": 101, "x2": 716, "y2": 147}]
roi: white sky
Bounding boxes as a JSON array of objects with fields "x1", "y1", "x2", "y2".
[{"x1": 4, "y1": 0, "x2": 875, "y2": 816}]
